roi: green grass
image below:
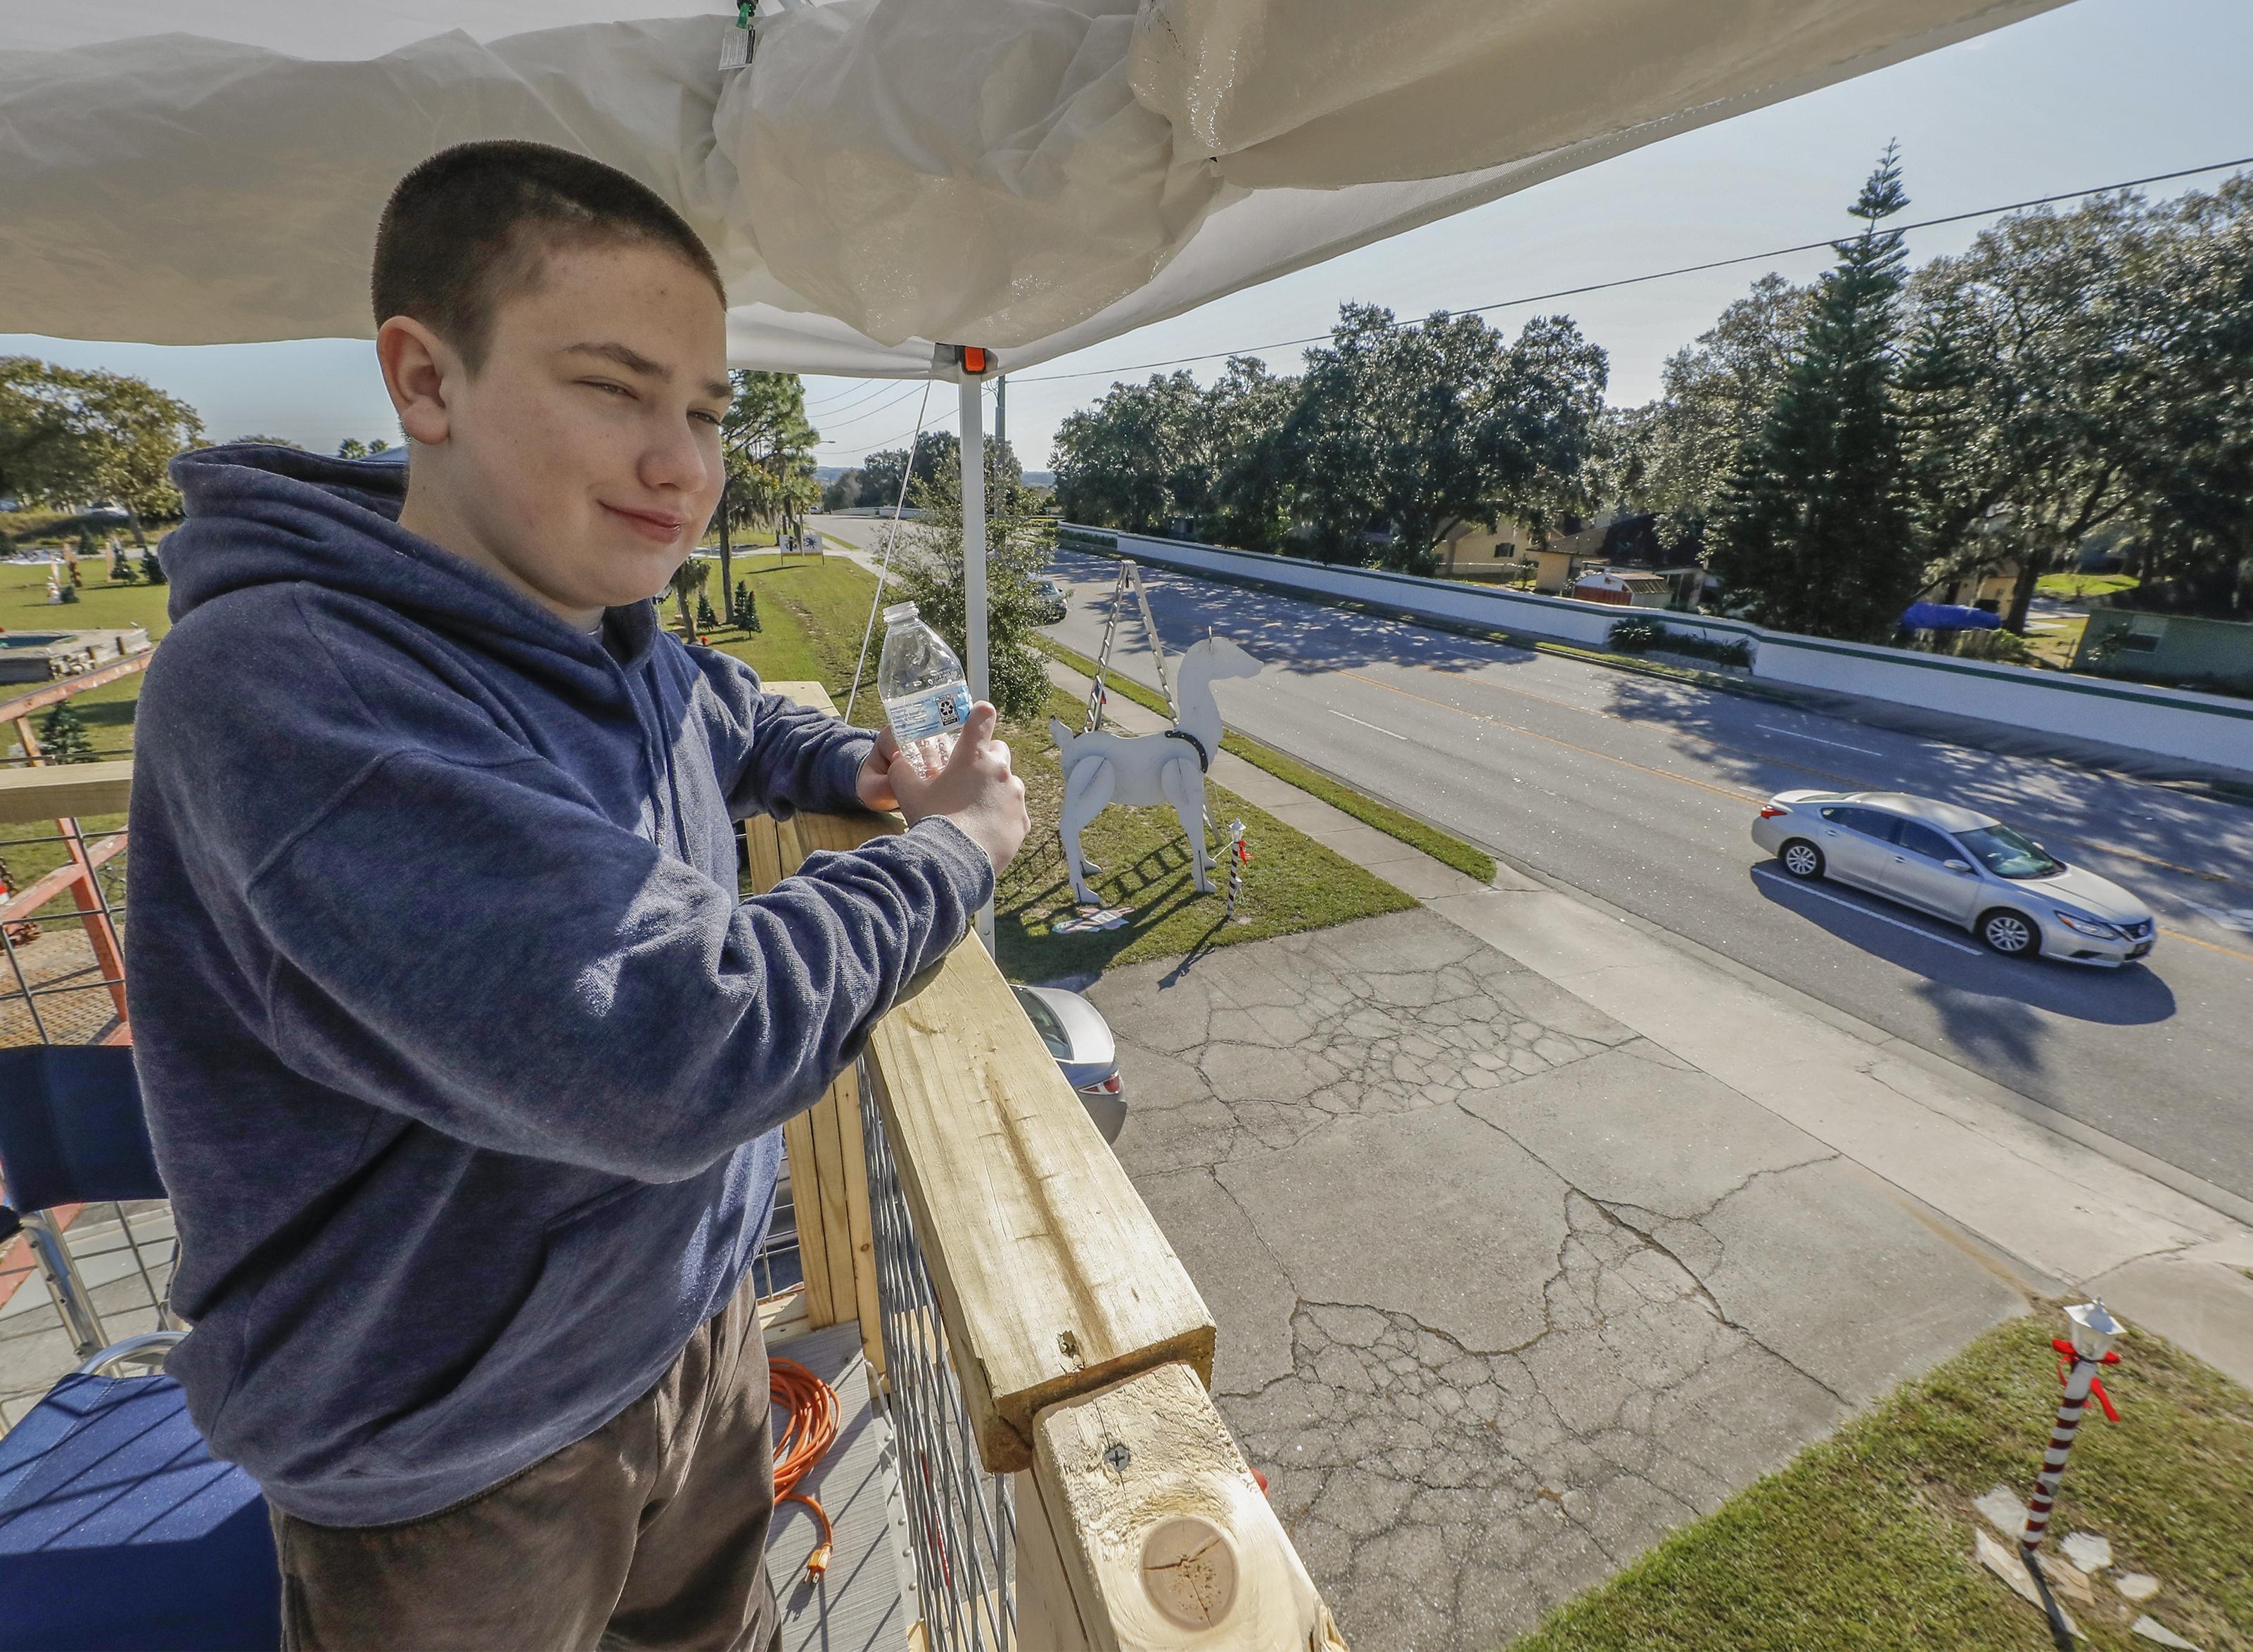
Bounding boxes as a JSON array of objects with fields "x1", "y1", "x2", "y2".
[
  {"x1": 2037, "y1": 572, "x2": 2139, "y2": 603},
  {"x1": 690, "y1": 551, "x2": 885, "y2": 706},
  {"x1": 702, "y1": 557, "x2": 1417, "y2": 974},
  {"x1": 1033, "y1": 636, "x2": 1498, "y2": 885},
  {"x1": 996, "y1": 689, "x2": 1414, "y2": 979},
  {"x1": 1510, "y1": 1312, "x2": 2253, "y2": 1652},
  {"x1": 0, "y1": 561, "x2": 172, "y2": 765}
]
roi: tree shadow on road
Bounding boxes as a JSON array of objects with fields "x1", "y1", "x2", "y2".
[
  {"x1": 1611, "y1": 675, "x2": 2253, "y2": 899},
  {"x1": 1747, "y1": 869, "x2": 2174, "y2": 1085},
  {"x1": 1049, "y1": 546, "x2": 1527, "y2": 680}
]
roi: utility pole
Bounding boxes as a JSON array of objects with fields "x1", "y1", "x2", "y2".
[{"x1": 995, "y1": 374, "x2": 1007, "y2": 454}]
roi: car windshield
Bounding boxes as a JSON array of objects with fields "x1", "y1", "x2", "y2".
[
  {"x1": 1956, "y1": 824, "x2": 2063, "y2": 881},
  {"x1": 1011, "y1": 986, "x2": 1073, "y2": 1058}
]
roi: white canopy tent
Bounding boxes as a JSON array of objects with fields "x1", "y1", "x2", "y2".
[
  {"x1": 1, "y1": 0, "x2": 2062, "y2": 799},
  {"x1": 4, "y1": 0, "x2": 2060, "y2": 373}
]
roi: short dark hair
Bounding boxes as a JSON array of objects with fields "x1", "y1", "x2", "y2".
[{"x1": 372, "y1": 141, "x2": 725, "y2": 369}]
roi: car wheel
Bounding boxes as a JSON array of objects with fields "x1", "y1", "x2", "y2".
[
  {"x1": 1778, "y1": 840, "x2": 1825, "y2": 880},
  {"x1": 1979, "y1": 909, "x2": 2039, "y2": 957}
]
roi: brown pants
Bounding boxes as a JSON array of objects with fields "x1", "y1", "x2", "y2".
[{"x1": 270, "y1": 1279, "x2": 782, "y2": 1652}]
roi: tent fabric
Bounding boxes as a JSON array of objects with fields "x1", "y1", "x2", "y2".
[{"x1": 0, "y1": 0, "x2": 2062, "y2": 376}]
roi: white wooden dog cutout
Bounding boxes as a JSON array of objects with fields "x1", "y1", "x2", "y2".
[{"x1": 1049, "y1": 633, "x2": 1262, "y2": 907}]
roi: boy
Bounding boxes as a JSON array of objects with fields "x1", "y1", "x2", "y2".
[{"x1": 127, "y1": 140, "x2": 1028, "y2": 1650}]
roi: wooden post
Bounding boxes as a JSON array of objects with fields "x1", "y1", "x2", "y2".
[
  {"x1": 753, "y1": 685, "x2": 891, "y2": 1381},
  {"x1": 1017, "y1": 1362, "x2": 1348, "y2": 1652},
  {"x1": 58, "y1": 817, "x2": 129, "y2": 1023}
]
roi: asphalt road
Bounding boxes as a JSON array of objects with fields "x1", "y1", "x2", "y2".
[{"x1": 1036, "y1": 545, "x2": 2253, "y2": 1208}]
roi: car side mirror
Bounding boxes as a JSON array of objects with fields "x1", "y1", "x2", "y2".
[{"x1": 1944, "y1": 859, "x2": 1974, "y2": 874}]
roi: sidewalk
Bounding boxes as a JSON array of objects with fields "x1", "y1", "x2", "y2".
[
  {"x1": 1044, "y1": 654, "x2": 2253, "y2": 1390},
  {"x1": 1047, "y1": 652, "x2": 2253, "y2": 1642}
]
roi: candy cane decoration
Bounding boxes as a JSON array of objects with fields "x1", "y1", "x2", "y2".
[
  {"x1": 1223, "y1": 819, "x2": 1251, "y2": 917},
  {"x1": 2020, "y1": 1300, "x2": 2125, "y2": 1558}
]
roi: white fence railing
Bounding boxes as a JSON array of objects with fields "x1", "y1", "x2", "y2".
[{"x1": 1056, "y1": 525, "x2": 2253, "y2": 776}]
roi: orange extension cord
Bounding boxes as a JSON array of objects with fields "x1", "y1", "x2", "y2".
[{"x1": 771, "y1": 1356, "x2": 841, "y2": 1581}]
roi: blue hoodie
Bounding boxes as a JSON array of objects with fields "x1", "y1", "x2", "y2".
[{"x1": 127, "y1": 445, "x2": 990, "y2": 1526}]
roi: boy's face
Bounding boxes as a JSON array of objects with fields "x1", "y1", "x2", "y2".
[{"x1": 389, "y1": 237, "x2": 730, "y2": 620}]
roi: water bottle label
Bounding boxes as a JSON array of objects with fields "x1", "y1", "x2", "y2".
[{"x1": 885, "y1": 682, "x2": 971, "y2": 743}]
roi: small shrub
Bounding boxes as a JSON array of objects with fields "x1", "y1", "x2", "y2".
[
  {"x1": 1608, "y1": 617, "x2": 1753, "y2": 670},
  {"x1": 1952, "y1": 627, "x2": 2037, "y2": 665},
  {"x1": 1666, "y1": 632, "x2": 1755, "y2": 670},
  {"x1": 57, "y1": 582, "x2": 79, "y2": 605},
  {"x1": 36, "y1": 703, "x2": 98, "y2": 764}
]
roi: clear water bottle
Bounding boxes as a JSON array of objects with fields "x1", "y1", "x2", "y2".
[{"x1": 877, "y1": 601, "x2": 973, "y2": 779}]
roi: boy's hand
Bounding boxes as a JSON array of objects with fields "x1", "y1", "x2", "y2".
[
  {"x1": 890, "y1": 703, "x2": 1030, "y2": 876},
  {"x1": 855, "y1": 727, "x2": 902, "y2": 812}
]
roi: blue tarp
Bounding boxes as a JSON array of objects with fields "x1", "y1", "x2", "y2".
[{"x1": 1902, "y1": 602, "x2": 2003, "y2": 632}]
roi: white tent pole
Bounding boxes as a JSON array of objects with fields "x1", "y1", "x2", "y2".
[
  {"x1": 958, "y1": 367, "x2": 995, "y2": 954},
  {"x1": 959, "y1": 373, "x2": 990, "y2": 703}
]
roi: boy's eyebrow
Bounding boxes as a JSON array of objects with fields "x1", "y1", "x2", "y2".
[
  {"x1": 562, "y1": 340, "x2": 730, "y2": 400},
  {"x1": 563, "y1": 340, "x2": 668, "y2": 379}
]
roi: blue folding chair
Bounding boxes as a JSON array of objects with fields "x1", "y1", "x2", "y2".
[{"x1": 0, "y1": 1046, "x2": 280, "y2": 1651}]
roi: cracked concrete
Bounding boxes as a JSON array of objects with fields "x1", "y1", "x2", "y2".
[{"x1": 1091, "y1": 907, "x2": 2027, "y2": 1649}]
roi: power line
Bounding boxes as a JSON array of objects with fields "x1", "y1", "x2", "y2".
[
  {"x1": 802, "y1": 378, "x2": 900, "y2": 416},
  {"x1": 815, "y1": 405, "x2": 959, "y2": 461},
  {"x1": 1012, "y1": 153, "x2": 2253, "y2": 386},
  {"x1": 805, "y1": 380, "x2": 928, "y2": 436}
]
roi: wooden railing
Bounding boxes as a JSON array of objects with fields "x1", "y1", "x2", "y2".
[{"x1": 756, "y1": 686, "x2": 1346, "y2": 1651}]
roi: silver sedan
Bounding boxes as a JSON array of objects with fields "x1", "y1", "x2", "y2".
[{"x1": 1749, "y1": 790, "x2": 2157, "y2": 966}]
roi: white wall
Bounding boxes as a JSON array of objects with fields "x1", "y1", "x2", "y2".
[{"x1": 1064, "y1": 527, "x2": 2253, "y2": 776}]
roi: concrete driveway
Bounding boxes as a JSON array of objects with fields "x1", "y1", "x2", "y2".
[{"x1": 1088, "y1": 907, "x2": 2027, "y2": 1650}]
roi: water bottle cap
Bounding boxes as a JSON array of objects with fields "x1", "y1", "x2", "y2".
[{"x1": 882, "y1": 602, "x2": 919, "y2": 625}]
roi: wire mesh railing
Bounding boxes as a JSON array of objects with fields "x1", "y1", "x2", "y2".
[
  {"x1": 860, "y1": 1060, "x2": 1016, "y2": 1652},
  {"x1": 0, "y1": 816, "x2": 131, "y2": 1049}
]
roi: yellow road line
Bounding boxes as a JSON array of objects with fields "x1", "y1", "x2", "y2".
[
  {"x1": 1337, "y1": 665, "x2": 2253, "y2": 964},
  {"x1": 1367, "y1": 661, "x2": 2247, "y2": 894},
  {"x1": 2159, "y1": 926, "x2": 2253, "y2": 963},
  {"x1": 1336, "y1": 670, "x2": 1761, "y2": 802}
]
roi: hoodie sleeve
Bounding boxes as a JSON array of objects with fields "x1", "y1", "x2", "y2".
[
  {"x1": 688, "y1": 644, "x2": 875, "y2": 819},
  {"x1": 241, "y1": 745, "x2": 993, "y2": 1181}
]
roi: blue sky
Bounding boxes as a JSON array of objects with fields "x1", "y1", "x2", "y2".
[{"x1": 7, "y1": 0, "x2": 2249, "y2": 471}]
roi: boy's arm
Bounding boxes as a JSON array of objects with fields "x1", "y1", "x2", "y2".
[
  {"x1": 232, "y1": 745, "x2": 990, "y2": 1181},
  {"x1": 689, "y1": 646, "x2": 876, "y2": 819}
]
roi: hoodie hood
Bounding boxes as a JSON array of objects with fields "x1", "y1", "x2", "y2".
[{"x1": 166, "y1": 442, "x2": 662, "y2": 703}]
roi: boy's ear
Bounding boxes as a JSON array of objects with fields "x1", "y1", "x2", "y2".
[{"x1": 377, "y1": 315, "x2": 458, "y2": 447}]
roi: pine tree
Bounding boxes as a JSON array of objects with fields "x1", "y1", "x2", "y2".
[
  {"x1": 1708, "y1": 146, "x2": 1922, "y2": 641},
  {"x1": 696, "y1": 593, "x2": 718, "y2": 629},
  {"x1": 140, "y1": 549, "x2": 166, "y2": 585},
  {"x1": 37, "y1": 703, "x2": 97, "y2": 764},
  {"x1": 735, "y1": 582, "x2": 760, "y2": 632},
  {"x1": 112, "y1": 550, "x2": 140, "y2": 585}
]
